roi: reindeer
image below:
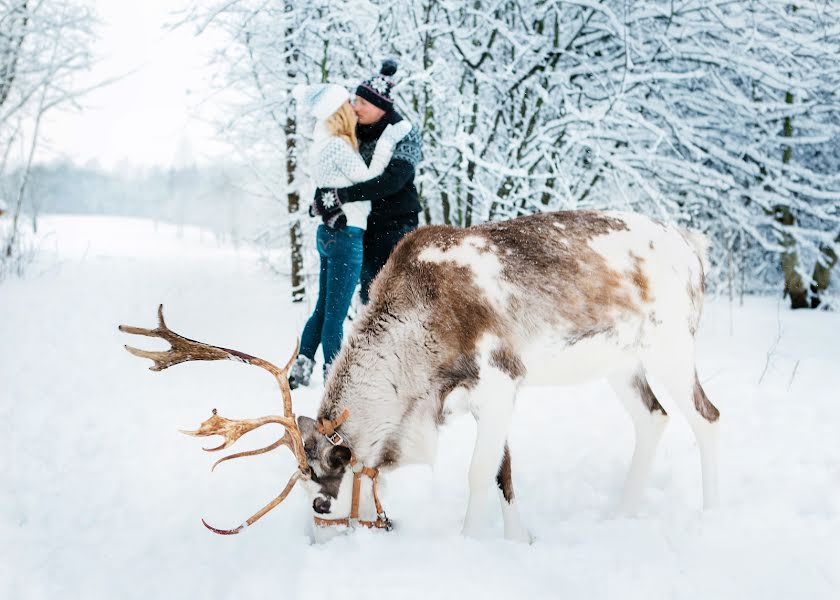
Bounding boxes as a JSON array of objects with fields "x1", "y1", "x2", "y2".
[{"x1": 122, "y1": 210, "x2": 719, "y2": 542}]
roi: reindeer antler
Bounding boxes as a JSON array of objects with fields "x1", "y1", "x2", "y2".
[
  {"x1": 119, "y1": 305, "x2": 310, "y2": 535},
  {"x1": 178, "y1": 408, "x2": 299, "y2": 466}
]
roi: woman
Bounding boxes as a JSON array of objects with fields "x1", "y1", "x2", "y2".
[{"x1": 289, "y1": 84, "x2": 410, "y2": 388}]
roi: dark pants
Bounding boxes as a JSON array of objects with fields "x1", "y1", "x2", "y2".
[
  {"x1": 300, "y1": 225, "x2": 363, "y2": 365},
  {"x1": 360, "y1": 217, "x2": 418, "y2": 304}
]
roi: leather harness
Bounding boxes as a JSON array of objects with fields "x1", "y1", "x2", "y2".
[{"x1": 312, "y1": 409, "x2": 393, "y2": 531}]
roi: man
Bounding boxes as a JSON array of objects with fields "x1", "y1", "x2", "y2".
[{"x1": 311, "y1": 59, "x2": 422, "y2": 304}]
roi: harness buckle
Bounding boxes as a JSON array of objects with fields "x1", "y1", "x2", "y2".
[
  {"x1": 326, "y1": 431, "x2": 344, "y2": 446},
  {"x1": 378, "y1": 512, "x2": 393, "y2": 531}
]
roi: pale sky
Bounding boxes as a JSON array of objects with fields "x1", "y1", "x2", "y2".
[{"x1": 37, "y1": 1, "x2": 229, "y2": 170}]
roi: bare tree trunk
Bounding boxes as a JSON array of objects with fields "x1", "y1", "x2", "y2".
[
  {"x1": 775, "y1": 5, "x2": 833, "y2": 309},
  {"x1": 4, "y1": 55, "x2": 48, "y2": 258},
  {"x1": 809, "y1": 233, "x2": 839, "y2": 308},
  {"x1": 0, "y1": 1, "x2": 28, "y2": 109},
  {"x1": 777, "y1": 89, "x2": 810, "y2": 308},
  {"x1": 463, "y1": 74, "x2": 479, "y2": 228},
  {"x1": 284, "y1": 6, "x2": 304, "y2": 303},
  {"x1": 418, "y1": 0, "x2": 435, "y2": 226},
  {"x1": 440, "y1": 190, "x2": 451, "y2": 225},
  {"x1": 286, "y1": 112, "x2": 304, "y2": 303},
  {"x1": 29, "y1": 179, "x2": 39, "y2": 233},
  {"x1": 243, "y1": 13, "x2": 305, "y2": 303},
  {"x1": 0, "y1": 2, "x2": 28, "y2": 257},
  {"x1": 774, "y1": 205, "x2": 809, "y2": 309}
]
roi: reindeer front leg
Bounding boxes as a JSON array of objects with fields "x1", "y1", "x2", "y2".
[{"x1": 462, "y1": 365, "x2": 522, "y2": 540}]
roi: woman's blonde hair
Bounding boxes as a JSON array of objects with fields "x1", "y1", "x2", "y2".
[{"x1": 326, "y1": 102, "x2": 358, "y2": 151}]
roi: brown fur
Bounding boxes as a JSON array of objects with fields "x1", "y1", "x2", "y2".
[
  {"x1": 687, "y1": 278, "x2": 702, "y2": 336},
  {"x1": 632, "y1": 372, "x2": 667, "y2": 415},
  {"x1": 372, "y1": 211, "x2": 638, "y2": 347},
  {"x1": 343, "y1": 211, "x2": 646, "y2": 423},
  {"x1": 693, "y1": 371, "x2": 720, "y2": 422},
  {"x1": 470, "y1": 213, "x2": 636, "y2": 337},
  {"x1": 496, "y1": 445, "x2": 514, "y2": 503},
  {"x1": 436, "y1": 353, "x2": 481, "y2": 421},
  {"x1": 381, "y1": 228, "x2": 502, "y2": 357},
  {"x1": 380, "y1": 439, "x2": 401, "y2": 467},
  {"x1": 629, "y1": 252, "x2": 653, "y2": 304},
  {"x1": 489, "y1": 347, "x2": 526, "y2": 380}
]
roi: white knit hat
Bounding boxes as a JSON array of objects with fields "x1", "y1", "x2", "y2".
[{"x1": 292, "y1": 84, "x2": 350, "y2": 121}]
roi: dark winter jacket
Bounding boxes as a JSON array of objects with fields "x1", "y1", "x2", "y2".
[{"x1": 339, "y1": 109, "x2": 422, "y2": 230}]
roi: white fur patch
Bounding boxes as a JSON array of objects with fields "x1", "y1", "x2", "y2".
[{"x1": 418, "y1": 236, "x2": 509, "y2": 309}]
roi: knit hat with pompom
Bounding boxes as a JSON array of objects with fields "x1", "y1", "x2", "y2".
[
  {"x1": 355, "y1": 59, "x2": 398, "y2": 111},
  {"x1": 292, "y1": 83, "x2": 350, "y2": 121}
]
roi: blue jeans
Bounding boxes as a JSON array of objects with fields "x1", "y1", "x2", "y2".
[{"x1": 300, "y1": 225, "x2": 363, "y2": 366}]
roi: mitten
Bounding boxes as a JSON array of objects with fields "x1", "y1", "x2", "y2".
[
  {"x1": 312, "y1": 188, "x2": 343, "y2": 216},
  {"x1": 380, "y1": 121, "x2": 412, "y2": 146},
  {"x1": 323, "y1": 209, "x2": 347, "y2": 230}
]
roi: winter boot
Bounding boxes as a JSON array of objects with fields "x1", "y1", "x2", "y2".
[{"x1": 288, "y1": 354, "x2": 315, "y2": 389}]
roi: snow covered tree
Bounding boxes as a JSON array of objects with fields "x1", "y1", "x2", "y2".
[
  {"x1": 383, "y1": 0, "x2": 839, "y2": 304},
  {"x1": 0, "y1": 0, "x2": 96, "y2": 271},
  {"x1": 181, "y1": 0, "x2": 378, "y2": 302},
  {"x1": 185, "y1": 0, "x2": 840, "y2": 305}
]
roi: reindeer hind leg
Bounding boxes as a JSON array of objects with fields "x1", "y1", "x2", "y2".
[
  {"x1": 644, "y1": 342, "x2": 720, "y2": 510},
  {"x1": 688, "y1": 371, "x2": 720, "y2": 508},
  {"x1": 610, "y1": 368, "x2": 669, "y2": 516}
]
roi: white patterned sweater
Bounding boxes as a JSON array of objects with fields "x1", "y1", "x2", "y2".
[{"x1": 309, "y1": 120, "x2": 411, "y2": 230}]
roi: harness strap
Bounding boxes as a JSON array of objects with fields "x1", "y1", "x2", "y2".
[
  {"x1": 360, "y1": 466, "x2": 384, "y2": 515},
  {"x1": 313, "y1": 515, "x2": 391, "y2": 529},
  {"x1": 350, "y1": 469, "x2": 363, "y2": 519},
  {"x1": 312, "y1": 408, "x2": 392, "y2": 531},
  {"x1": 315, "y1": 408, "x2": 350, "y2": 437},
  {"x1": 314, "y1": 464, "x2": 392, "y2": 531}
]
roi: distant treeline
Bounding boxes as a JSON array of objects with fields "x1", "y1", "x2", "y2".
[{"x1": 1, "y1": 162, "x2": 281, "y2": 242}]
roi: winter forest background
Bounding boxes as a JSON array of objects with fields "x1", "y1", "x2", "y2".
[
  {"x1": 1, "y1": 0, "x2": 839, "y2": 307},
  {"x1": 2, "y1": 3, "x2": 840, "y2": 598}
]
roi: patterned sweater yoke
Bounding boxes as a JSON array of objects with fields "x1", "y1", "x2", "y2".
[{"x1": 360, "y1": 126, "x2": 423, "y2": 169}]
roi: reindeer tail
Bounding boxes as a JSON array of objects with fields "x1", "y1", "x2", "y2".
[{"x1": 681, "y1": 229, "x2": 710, "y2": 276}]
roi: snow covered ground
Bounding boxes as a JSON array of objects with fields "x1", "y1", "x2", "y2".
[{"x1": 2, "y1": 215, "x2": 839, "y2": 599}]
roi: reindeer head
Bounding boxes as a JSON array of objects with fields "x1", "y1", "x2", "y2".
[
  {"x1": 293, "y1": 411, "x2": 391, "y2": 531},
  {"x1": 296, "y1": 414, "x2": 355, "y2": 518},
  {"x1": 120, "y1": 305, "x2": 390, "y2": 535}
]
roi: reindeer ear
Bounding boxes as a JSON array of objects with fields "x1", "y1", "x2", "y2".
[
  {"x1": 297, "y1": 416, "x2": 316, "y2": 438},
  {"x1": 327, "y1": 445, "x2": 352, "y2": 469}
]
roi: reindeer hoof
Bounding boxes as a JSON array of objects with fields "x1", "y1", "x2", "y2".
[{"x1": 505, "y1": 527, "x2": 535, "y2": 544}]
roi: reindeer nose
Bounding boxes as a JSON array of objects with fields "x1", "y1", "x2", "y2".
[{"x1": 313, "y1": 497, "x2": 332, "y2": 514}]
